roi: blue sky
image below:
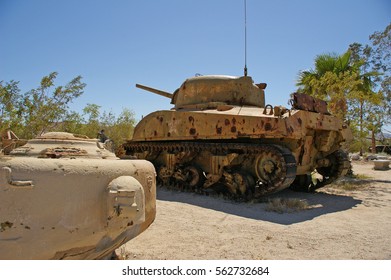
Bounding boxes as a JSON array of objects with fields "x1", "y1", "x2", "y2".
[{"x1": 1, "y1": 0, "x2": 390, "y2": 123}]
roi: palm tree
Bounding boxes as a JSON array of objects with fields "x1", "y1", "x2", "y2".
[
  {"x1": 297, "y1": 51, "x2": 356, "y2": 121},
  {"x1": 297, "y1": 49, "x2": 381, "y2": 154}
]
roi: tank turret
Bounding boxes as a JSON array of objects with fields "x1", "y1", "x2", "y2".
[
  {"x1": 124, "y1": 75, "x2": 352, "y2": 199},
  {"x1": 137, "y1": 75, "x2": 266, "y2": 109}
]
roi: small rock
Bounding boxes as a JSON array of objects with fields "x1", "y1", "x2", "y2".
[{"x1": 350, "y1": 154, "x2": 360, "y2": 161}]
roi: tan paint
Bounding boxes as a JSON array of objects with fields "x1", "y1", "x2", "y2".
[
  {"x1": 0, "y1": 132, "x2": 156, "y2": 259},
  {"x1": 126, "y1": 75, "x2": 352, "y2": 196}
]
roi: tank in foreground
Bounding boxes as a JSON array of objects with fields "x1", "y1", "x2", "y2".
[
  {"x1": 123, "y1": 75, "x2": 352, "y2": 199},
  {"x1": 0, "y1": 132, "x2": 156, "y2": 259}
]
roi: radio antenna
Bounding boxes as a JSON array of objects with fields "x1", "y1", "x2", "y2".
[{"x1": 244, "y1": 0, "x2": 248, "y2": 76}]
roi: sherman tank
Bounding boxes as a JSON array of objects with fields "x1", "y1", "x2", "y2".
[
  {"x1": 0, "y1": 132, "x2": 156, "y2": 259},
  {"x1": 123, "y1": 75, "x2": 352, "y2": 199}
]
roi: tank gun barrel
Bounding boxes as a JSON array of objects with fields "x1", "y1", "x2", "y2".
[{"x1": 136, "y1": 84, "x2": 173, "y2": 99}]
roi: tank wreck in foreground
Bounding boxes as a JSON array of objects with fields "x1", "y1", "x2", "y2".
[
  {"x1": 0, "y1": 132, "x2": 156, "y2": 259},
  {"x1": 123, "y1": 75, "x2": 352, "y2": 199}
]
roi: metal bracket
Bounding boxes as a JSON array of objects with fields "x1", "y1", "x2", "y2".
[
  {"x1": 107, "y1": 176, "x2": 145, "y2": 224},
  {"x1": 1, "y1": 167, "x2": 34, "y2": 189}
]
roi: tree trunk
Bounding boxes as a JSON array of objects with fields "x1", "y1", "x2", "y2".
[{"x1": 359, "y1": 100, "x2": 364, "y2": 156}]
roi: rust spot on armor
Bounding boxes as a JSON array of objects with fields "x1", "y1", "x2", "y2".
[
  {"x1": 298, "y1": 118, "x2": 302, "y2": 125},
  {"x1": 167, "y1": 132, "x2": 171, "y2": 137},
  {"x1": 154, "y1": 131, "x2": 157, "y2": 136},
  {"x1": 190, "y1": 128, "x2": 197, "y2": 135},
  {"x1": 41, "y1": 147, "x2": 88, "y2": 158},
  {"x1": 188, "y1": 116, "x2": 194, "y2": 123},
  {"x1": 0, "y1": 221, "x2": 13, "y2": 232},
  {"x1": 292, "y1": 92, "x2": 329, "y2": 114},
  {"x1": 231, "y1": 126, "x2": 237, "y2": 133},
  {"x1": 232, "y1": 118, "x2": 236, "y2": 125},
  {"x1": 224, "y1": 119, "x2": 230, "y2": 126},
  {"x1": 265, "y1": 123, "x2": 272, "y2": 131},
  {"x1": 216, "y1": 126, "x2": 222, "y2": 134}
]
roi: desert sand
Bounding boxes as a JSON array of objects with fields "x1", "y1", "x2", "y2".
[{"x1": 117, "y1": 160, "x2": 391, "y2": 260}]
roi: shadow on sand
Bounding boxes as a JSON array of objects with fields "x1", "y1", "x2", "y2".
[{"x1": 157, "y1": 187, "x2": 362, "y2": 225}]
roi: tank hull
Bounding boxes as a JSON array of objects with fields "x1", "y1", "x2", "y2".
[
  {"x1": 0, "y1": 133, "x2": 156, "y2": 260},
  {"x1": 132, "y1": 107, "x2": 349, "y2": 161},
  {"x1": 125, "y1": 106, "x2": 351, "y2": 197}
]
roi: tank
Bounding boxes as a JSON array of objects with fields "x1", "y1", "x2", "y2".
[
  {"x1": 0, "y1": 132, "x2": 156, "y2": 259},
  {"x1": 123, "y1": 75, "x2": 352, "y2": 199}
]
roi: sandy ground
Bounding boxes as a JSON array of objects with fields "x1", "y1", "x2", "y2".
[{"x1": 117, "y1": 160, "x2": 391, "y2": 260}]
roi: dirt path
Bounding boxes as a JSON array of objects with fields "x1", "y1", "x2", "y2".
[{"x1": 118, "y1": 161, "x2": 391, "y2": 259}]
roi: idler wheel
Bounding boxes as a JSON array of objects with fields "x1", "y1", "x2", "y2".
[
  {"x1": 254, "y1": 149, "x2": 286, "y2": 187},
  {"x1": 316, "y1": 150, "x2": 350, "y2": 180},
  {"x1": 312, "y1": 149, "x2": 350, "y2": 190}
]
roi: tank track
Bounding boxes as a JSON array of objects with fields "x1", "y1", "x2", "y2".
[
  {"x1": 290, "y1": 149, "x2": 351, "y2": 192},
  {"x1": 313, "y1": 149, "x2": 351, "y2": 190},
  {"x1": 124, "y1": 141, "x2": 297, "y2": 200}
]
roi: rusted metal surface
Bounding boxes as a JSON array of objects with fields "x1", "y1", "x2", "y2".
[
  {"x1": 40, "y1": 147, "x2": 88, "y2": 158},
  {"x1": 0, "y1": 132, "x2": 156, "y2": 259},
  {"x1": 125, "y1": 75, "x2": 352, "y2": 198},
  {"x1": 0, "y1": 130, "x2": 27, "y2": 155},
  {"x1": 291, "y1": 92, "x2": 329, "y2": 114}
]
